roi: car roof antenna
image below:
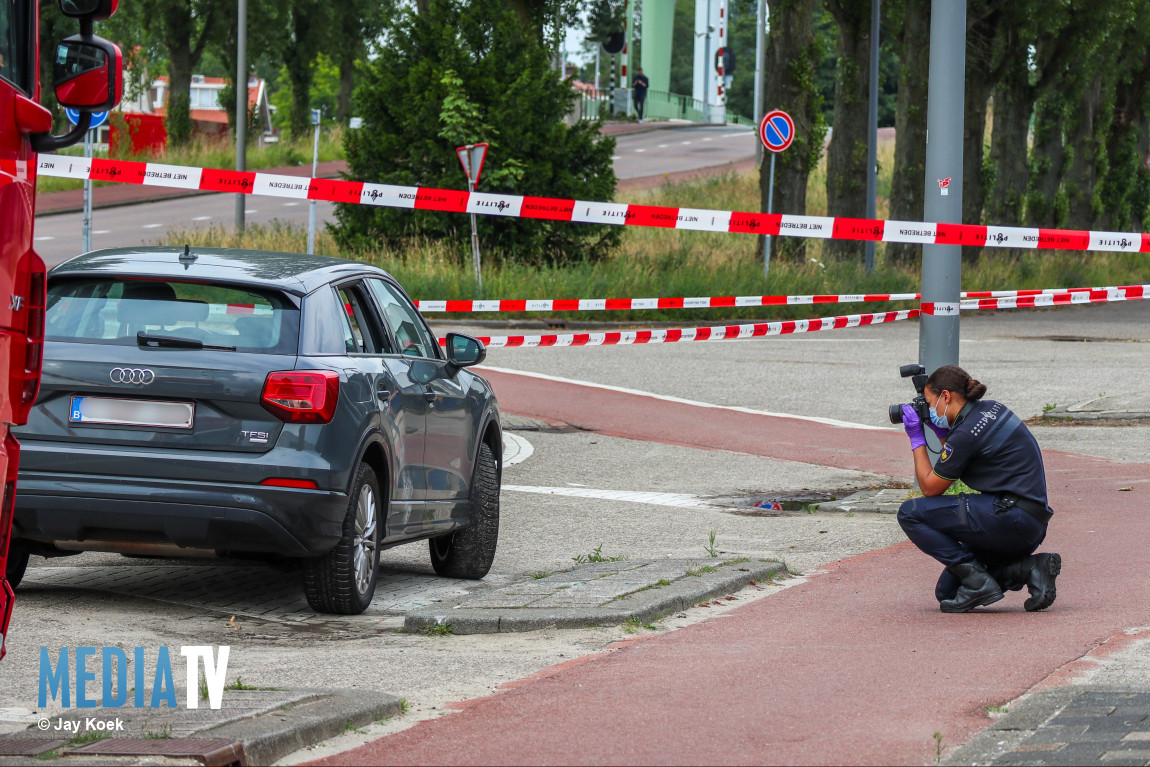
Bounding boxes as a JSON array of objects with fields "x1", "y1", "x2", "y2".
[{"x1": 179, "y1": 243, "x2": 197, "y2": 268}]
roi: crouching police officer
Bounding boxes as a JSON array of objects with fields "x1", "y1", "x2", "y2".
[{"x1": 896, "y1": 365, "x2": 1061, "y2": 613}]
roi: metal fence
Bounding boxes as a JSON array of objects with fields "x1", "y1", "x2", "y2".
[{"x1": 572, "y1": 87, "x2": 750, "y2": 127}]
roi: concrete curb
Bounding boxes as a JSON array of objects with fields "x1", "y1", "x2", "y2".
[
  {"x1": 819, "y1": 488, "x2": 909, "y2": 515},
  {"x1": 404, "y1": 558, "x2": 786, "y2": 635}
]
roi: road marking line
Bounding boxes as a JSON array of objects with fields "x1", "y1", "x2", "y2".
[
  {"x1": 477, "y1": 365, "x2": 893, "y2": 432},
  {"x1": 192, "y1": 216, "x2": 211, "y2": 221},
  {"x1": 680, "y1": 141, "x2": 692, "y2": 145},
  {"x1": 504, "y1": 484, "x2": 709, "y2": 509},
  {"x1": 635, "y1": 148, "x2": 646, "y2": 153},
  {"x1": 702, "y1": 138, "x2": 713, "y2": 142},
  {"x1": 502, "y1": 432, "x2": 534, "y2": 466},
  {"x1": 283, "y1": 202, "x2": 300, "y2": 206},
  {"x1": 93, "y1": 229, "x2": 110, "y2": 234},
  {"x1": 611, "y1": 155, "x2": 622, "y2": 160},
  {"x1": 34, "y1": 236, "x2": 54, "y2": 241},
  {"x1": 142, "y1": 223, "x2": 162, "y2": 229},
  {"x1": 658, "y1": 144, "x2": 669, "y2": 148},
  {"x1": 721, "y1": 133, "x2": 747, "y2": 138}
]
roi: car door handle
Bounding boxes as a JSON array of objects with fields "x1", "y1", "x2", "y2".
[
  {"x1": 376, "y1": 383, "x2": 391, "y2": 401},
  {"x1": 423, "y1": 388, "x2": 437, "y2": 403}
]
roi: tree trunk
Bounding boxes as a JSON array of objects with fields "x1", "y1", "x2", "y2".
[
  {"x1": 1027, "y1": 93, "x2": 1068, "y2": 229},
  {"x1": 758, "y1": 0, "x2": 827, "y2": 265},
  {"x1": 985, "y1": 16, "x2": 1033, "y2": 229},
  {"x1": 823, "y1": 0, "x2": 873, "y2": 263},
  {"x1": 163, "y1": 3, "x2": 195, "y2": 146},
  {"x1": 887, "y1": 0, "x2": 930, "y2": 267},
  {"x1": 959, "y1": 4, "x2": 1001, "y2": 264},
  {"x1": 1062, "y1": 75, "x2": 1103, "y2": 229}
]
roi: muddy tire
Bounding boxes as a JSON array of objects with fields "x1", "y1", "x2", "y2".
[
  {"x1": 303, "y1": 463, "x2": 381, "y2": 614},
  {"x1": 4, "y1": 541, "x2": 29, "y2": 589},
  {"x1": 430, "y1": 442, "x2": 499, "y2": 579}
]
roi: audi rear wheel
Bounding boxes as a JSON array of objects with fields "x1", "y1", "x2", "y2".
[{"x1": 302, "y1": 463, "x2": 381, "y2": 614}]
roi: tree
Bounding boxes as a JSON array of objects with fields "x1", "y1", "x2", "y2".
[
  {"x1": 886, "y1": 0, "x2": 929, "y2": 267},
  {"x1": 333, "y1": 0, "x2": 619, "y2": 264},
  {"x1": 282, "y1": 0, "x2": 332, "y2": 139},
  {"x1": 331, "y1": 1, "x2": 393, "y2": 123},
  {"x1": 824, "y1": 0, "x2": 874, "y2": 263},
  {"x1": 759, "y1": 0, "x2": 827, "y2": 265},
  {"x1": 210, "y1": 0, "x2": 287, "y2": 137}
]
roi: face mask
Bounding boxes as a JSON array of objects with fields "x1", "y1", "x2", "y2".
[{"x1": 930, "y1": 395, "x2": 951, "y2": 430}]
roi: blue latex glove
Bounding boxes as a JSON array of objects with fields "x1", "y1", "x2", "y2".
[{"x1": 902, "y1": 404, "x2": 927, "y2": 451}]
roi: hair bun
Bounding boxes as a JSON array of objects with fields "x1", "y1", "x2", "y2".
[{"x1": 967, "y1": 379, "x2": 988, "y2": 399}]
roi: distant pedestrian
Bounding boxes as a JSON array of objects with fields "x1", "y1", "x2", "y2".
[
  {"x1": 631, "y1": 68, "x2": 649, "y2": 122},
  {"x1": 896, "y1": 365, "x2": 1061, "y2": 613}
]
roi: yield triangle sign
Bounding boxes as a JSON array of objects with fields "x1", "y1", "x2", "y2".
[{"x1": 456, "y1": 142, "x2": 489, "y2": 186}]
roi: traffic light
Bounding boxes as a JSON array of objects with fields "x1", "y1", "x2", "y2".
[
  {"x1": 714, "y1": 47, "x2": 735, "y2": 75},
  {"x1": 602, "y1": 32, "x2": 625, "y2": 55}
]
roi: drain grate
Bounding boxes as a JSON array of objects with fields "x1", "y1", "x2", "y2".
[
  {"x1": 68, "y1": 737, "x2": 245, "y2": 766},
  {"x1": 0, "y1": 739, "x2": 67, "y2": 756}
]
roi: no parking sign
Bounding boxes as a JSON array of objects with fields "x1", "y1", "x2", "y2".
[{"x1": 759, "y1": 109, "x2": 795, "y2": 154}]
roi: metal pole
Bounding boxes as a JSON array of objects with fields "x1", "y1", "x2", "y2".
[
  {"x1": 764, "y1": 152, "x2": 775, "y2": 276},
  {"x1": 754, "y1": 0, "x2": 767, "y2": 165},
  {"x1": 703, "y1": 0, "x2": 712, "y2": 124},
  {"x1": 234, "y1": 0, "x2": 247, "y2": 233},
  {"x1": 307, "y1": 121, "x2": 319, "y2": 254},
  {"x1": 469, "y1": 178, "x2": 482, "y2": 291},
  {"x1": 864, "y1": 0, "x2": 880, "y2": 274},
  {"x1": 919, "y1": 0, "x2": 966, "y2": 372},
  {"x1": 82, "y1": 129, "x2": 92, "y2": 253}
]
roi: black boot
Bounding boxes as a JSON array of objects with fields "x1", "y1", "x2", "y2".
[
  {"x1": 1023, "y1": 553, "x2": 1061, "y2": 612},
  {"x1": 939, "y1": 560, "x2": 1004, "y2": 613},
  {"x1": 991, "y1": 559, "x2": 1031, "y2": 592}
]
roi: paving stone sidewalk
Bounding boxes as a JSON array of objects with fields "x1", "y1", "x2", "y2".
[{"x1": 945, "y1": 687, "x2": 1150, "y2": 766}]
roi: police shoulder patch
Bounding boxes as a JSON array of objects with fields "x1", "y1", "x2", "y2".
[{"x1": 940, "y1": 444, "x2": 954, "y2": 462}]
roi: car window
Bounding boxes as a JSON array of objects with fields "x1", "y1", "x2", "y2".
[
  {"x1": 366, "y1": 279, "x2": 440, "y2": 359},
  {"x1": 45, "y1": 278, "x2": 299, "y2": 354},
  {"x1": 334, "y1": 282, "x2": 393, "y2": 355}
]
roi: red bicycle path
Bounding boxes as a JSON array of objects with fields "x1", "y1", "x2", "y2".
[{"x1": 315, "y1": 368, "x2": 1150, "y2": 766}]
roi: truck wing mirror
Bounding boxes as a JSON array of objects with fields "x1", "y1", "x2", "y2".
[
  {"x1": 58, "y1": 0, "x2": 119, "y2": 21},
  {"x1": 30, "y1": 35, "x2": 122, "y2": 153},
  {"x1": 54, "y1": 35, "x2": 122, "y2": 111}
]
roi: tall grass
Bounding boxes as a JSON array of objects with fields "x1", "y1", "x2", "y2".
[{"x1": 37, "y1": 127, "x2": 347, "y2": 195}]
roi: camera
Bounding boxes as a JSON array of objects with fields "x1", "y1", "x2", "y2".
[{"x1": 888, "y1": 364, "x2": 930, "y2": 424}]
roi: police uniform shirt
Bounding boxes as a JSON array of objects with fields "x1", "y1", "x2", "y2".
[{"x1": 933, "y1": 399, "x2": 1049, "y2": 508}]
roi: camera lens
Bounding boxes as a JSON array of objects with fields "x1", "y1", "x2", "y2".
[{"x1": 889, "y1": 404, "x2": 904, "y2": 424}]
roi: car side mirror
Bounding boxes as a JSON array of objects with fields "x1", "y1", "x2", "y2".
[
  {"x1": 445, "y1": 333, "x2": 486, "y2": 375},
  {"x1": 58, "y1": 0, "x2": 119, "y2": 21}
]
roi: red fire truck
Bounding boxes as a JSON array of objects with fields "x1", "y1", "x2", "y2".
[{"x1": 0, "y1": 0, "x2": 121, "y2": 660}]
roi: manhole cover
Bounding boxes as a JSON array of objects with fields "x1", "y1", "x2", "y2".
[
  {"x1": 711, "y1": 491, "x2": 838, "y2": 516},
  {"x1": 69, "y1": 737, "x2": 245, "y2": 766},
  {"x1": 0, "y1": 739, "x2": 67, "y2": 756}
]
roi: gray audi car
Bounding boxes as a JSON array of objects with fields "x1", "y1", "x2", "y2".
[{"x1": 7, "y1": 246, "x2": 502, "y2": 615}]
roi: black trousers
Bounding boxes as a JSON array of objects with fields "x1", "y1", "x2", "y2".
[
  {"x1": 897, "y1": 493, "x2": 1047, "y2": 600},
  {"x1": 634, "y1": 95, "x2": 646, "y2": 120}
]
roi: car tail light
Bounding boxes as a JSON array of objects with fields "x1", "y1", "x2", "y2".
[
  {"x1": 260, "y1": 478, "x2": 319, "y2": 489},
  {"x1": 261, "y1": 370, "x2": 339, "y2": 424}
]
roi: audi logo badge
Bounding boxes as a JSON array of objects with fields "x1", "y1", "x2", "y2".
[{"x1": 110, "y1": 368, "x2": 156, "y2": 385}]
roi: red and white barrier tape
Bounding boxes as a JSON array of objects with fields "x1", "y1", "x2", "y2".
[
  {"x1": 30, "y1": 153, "x2": 1150, "y2": 253},
  {"x1": 416, "y1": 284, "x2": 1150, "y2": 313},
  {"x1": 921, "y1": 284, "x2": 1150, "y2": 314},
  {"x1": 437, "y1": 309, "x2": 918, "y2": 349}
]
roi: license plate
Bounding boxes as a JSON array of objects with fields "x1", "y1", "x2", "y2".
[{"x1": 69, "y1": 396, "x2": 195, "y2": 429}]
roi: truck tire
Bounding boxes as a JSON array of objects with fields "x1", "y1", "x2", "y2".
[
  {"x1": 4, "y1": 541, "x2": 29, "y2": 589},
  {"x1": 430, "y1": 442, "x2": 500, "y2": 579},
  {"x1": 302, "y1": 463, "x2": 381, "y2": 614}
]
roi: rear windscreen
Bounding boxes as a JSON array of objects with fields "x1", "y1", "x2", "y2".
[{"x1": 46, "y1": 278, "x2": 299, "y2": 355}]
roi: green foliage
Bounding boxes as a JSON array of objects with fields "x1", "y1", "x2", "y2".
[
  {"x1": 333, "y1": 0, "x2": 619, "y2": 265},
  {"x1": 165, "y1": 90, "x2": 194, "y2": 146}
]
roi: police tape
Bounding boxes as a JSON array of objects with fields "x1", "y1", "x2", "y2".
[
  {"x1": 415, "y1": 284, "x2": 1150, "y2": 313},
  {"x1": 920, "y1": 284, "x2": 1150, "y2": 315},
  {"x1": 31, "y1": 153, "x2": 1150, "y2": 253},
  {"x1": 437, "y1": 309, "x2": 918, "y2": 349}
]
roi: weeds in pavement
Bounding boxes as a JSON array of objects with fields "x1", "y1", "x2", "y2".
[
  {"x1": 704, "y1": 531, "x2": 719, "y2": 558},
  {"x1": 224, "y1": 676, "x2": 260, "y2": 691},
  {"x1": 984, "y1": 703, "x2": 1010, "y2": 714},
  {"x1": 721, "y1": 557, "x2": 750, "y2": 566},
  {"x1": 573, "y1": 544, "x2": 626, "y2": 564},
  {"x1": 906, "y1": 479, "x2": 974, "y2": 500},
  {"x1": 68, "y1": 731, "x2": 111, "y2": 746},
  {"x1": 933, "y1": 731, "x2": 945, "y2": 762},
  {"x1": 1042, "y1": 403, "x2": 1058, "y2": 413},
  {"x1": 420, "y1": 622, "x2": 455, "y2": 637},
  {"x1": 399, "y1": 698, "x2": 410, "y2": 714},
  {"x1": 532, "y1": 571, "x2": 553, "y2": 580},
  {"x1": 143, "y1": 725, "x2": 172, "y2": 739},
  {"x1": 622, "y1": 617, "x2": 658, "y2": 634},
  {"x1": 199, "y1": 676, "x2": 210, "y2": 702},
  {"x1": 687, "y1": 565, "x2": 718, "y2": 577},
  {"x1": 343, "y1": 721, "x2": 368, "y2": 735}
]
